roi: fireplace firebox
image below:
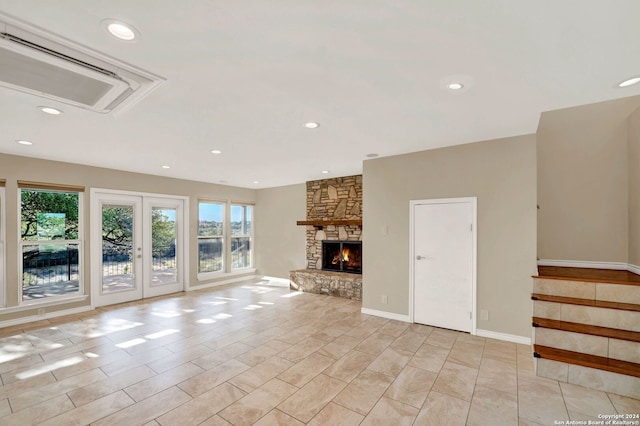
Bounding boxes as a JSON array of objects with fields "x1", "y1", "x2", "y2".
[{"x1": 322, "y1": 240, "x2": 362, "y2": 274}]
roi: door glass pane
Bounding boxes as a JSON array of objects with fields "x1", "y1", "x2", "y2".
[
  {"x1": 151, "y1": 207, "x2": 177, "y2": 286},
  {"x1": 101, "y1": 205, "x2": 134, "y2": 293}
]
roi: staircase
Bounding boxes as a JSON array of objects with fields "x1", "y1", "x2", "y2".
[{"x1": 532, "y1": 266, "x2": 640, "y2": 399}]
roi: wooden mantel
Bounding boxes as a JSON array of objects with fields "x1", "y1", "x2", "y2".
[{"x1": 296, "y1": 219, "x2": 362, "y2": 228}]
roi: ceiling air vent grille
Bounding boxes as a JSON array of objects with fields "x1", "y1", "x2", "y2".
[{"x1": 0, "y1": 14, "x2": 164, "y2": 114}]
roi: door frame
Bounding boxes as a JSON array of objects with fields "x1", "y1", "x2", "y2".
[
  {"x1": 90, "y1": 188, "x2": 189, "y2": 308},
  {"x1": 409, "y1": 197, "x2": 477, "y2": 334}
]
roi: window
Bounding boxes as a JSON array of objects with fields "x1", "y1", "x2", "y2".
[
  {"x1": 19, "y1": 182, "x2": 83, "y2": 302},
  {"x1": 198, "y1": 201, "x2": 224, "y2": 273},
  {"x1": 231, "y1": 204, "x2": 253, "y2": 269}
]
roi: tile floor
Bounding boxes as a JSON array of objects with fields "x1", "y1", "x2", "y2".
[{"x1": 0, "y1": 279, "x2": 638, "y2": 425}]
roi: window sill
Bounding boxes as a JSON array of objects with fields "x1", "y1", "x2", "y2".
[{"x1": 1, "y1": 294, "x2": 89, "y2": 314}]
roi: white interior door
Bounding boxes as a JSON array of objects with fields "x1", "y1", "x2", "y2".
[
  {"x1": 92, "y1": 191, "x2": 185, "y2": 307},
  {"x1": 412, "y1": 198, "x2": 475, "y2": 333}
]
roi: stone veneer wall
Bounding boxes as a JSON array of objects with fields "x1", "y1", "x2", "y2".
[{"x1": 305, "y1": 175, "x2": 363, "y2": 269}]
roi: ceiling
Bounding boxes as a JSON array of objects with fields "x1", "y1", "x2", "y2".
[{"x1": 1, "y1": 1, "x2": 639, "y2": 189}]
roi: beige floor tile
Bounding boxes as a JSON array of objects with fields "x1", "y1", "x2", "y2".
[
  {"x1": 414, "y1": 391, "x2": 470, "y2": 426},
  {"x1": 317, "y1": 334, "x2": 362, "y2": 359},
  {"x1": 378, "y1": 320, "x2": 410, "y2": 337},
  {"x1": 447, "y1": 341, "x2": 484, "y2": 369},
  {"x1": 191, "y1": 341, "x2": 253, "y2": 370},
  {"x1": 277, "y1": 352, "x2": 333, "y2": 387},
  {"x1": 68, "y1": 364, "x2": 156, "y2": 406},
  {"x1": 609, "y1": 393, "x2": 640, "y2": 415},
  {"x1": 426, "y1": 329, "x2": 459, "y2": 349},
  {"x1": 9, "y1": 367, "x2": 106, "y2": 412},
  {"x1": 0, "y1": 280, "x2": 638, "y2": 426},
  {"x1": 384, "y1": 365, "x2": 437, "y2": 408},
  {"x1": 466, "y1": 384, "x2": 518, "y2": 426},
  {"x1": 146, "y1": 343, "x2": 213, "y2": 374},
  {"x1": 409, "y1": 343, "x2": 451, "y2": 372},
  {"x1": 307, "y1": 402, "x2": 364, "y2": 426},
  {"x1": 156, "y1": 382, "x2": 246, "y2": 425},
  {"x1": 476, "y1": 357, "x2": 518, "y2": 394},
  {"x1": 367, "y1": 346, "x2": 413, "y2": 378},
  {"x1": 323, "y1": 349, "x2": 376, "y2": 383},
  {"x1": 198, "y1": 415, "x2": 233, "y2": 426},
  {"x1": 360, "y1": 396, "x2": 418, "y2": 426},
  {"x1": 517, "y1": 375, "x2": 568, "y2": 424},
  {"x1": 391, "y1": 330, "x2": 428, "y2": 353},
  {"x1": 355, "y1": 332, "x2": 395, "y2": 355},
  {"x1": 0, "y1": 398, "x2": 10, "y2": 418},
  {"x1": 93, "y1": 386, "x2": 192, "y2": 426},
  {"x1": 279, "y1": 337, "x2": 327, "y2": 363},
  {"x1": 333, "y1": 369, "x2": 394, "y2": 415},
  {"x1": 0, "y1": 393, "x2": 75, "y2": 425},
  {"x1": 278, "y1": 374, "x2": 348, "y2": 422},
  {"x1": 219, "y1": 378, "x2": 299, "y2": 426},
  {"x1": 253, "y1": 408, "x2": 305, "y2": 426},
  {"x1": 560, "y1": 382, "x2": 616, "y2": 418},
  {"x1": 178, "y1": 358, "x2": 249, "y2": 397},
  {"x1": 431, "y1": 361, "x2": 479, "y2": 402},
  {"x1": 38, "y1": 389, "x2": 135, "y2": 426},
  {"x1": 124, "y1": 361, "x2": 204, "y2": 402},
  {"x1": 230, "y1": 356, "x2": 294, "y2": 392}
]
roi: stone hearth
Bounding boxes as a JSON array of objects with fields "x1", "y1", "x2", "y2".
[{"x1": 290, "y1": 269, "x2": 362, "y2": 300}]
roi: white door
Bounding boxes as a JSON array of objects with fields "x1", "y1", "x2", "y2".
[
  {"x1": 412, "y1": 198, "x2": 475, "y2": 333},
  {"x1": 92, "y1": 191, "x2": 185, "y2": 307}
]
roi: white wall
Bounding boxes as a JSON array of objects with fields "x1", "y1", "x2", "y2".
[{"x1": 363, "y1": 134, "x2": 537, "y2": 338}]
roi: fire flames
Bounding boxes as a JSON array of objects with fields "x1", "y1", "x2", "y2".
[{"x1": 332, "y1": 247, "x2": 353, "y2": 265}]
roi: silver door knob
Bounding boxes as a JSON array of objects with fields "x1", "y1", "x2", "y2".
[{"x1": 416, "y1": 255, "x2": 425, "y2": 260}]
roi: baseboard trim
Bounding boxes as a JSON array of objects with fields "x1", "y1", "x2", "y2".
[
  {"x1": 476, "y1": 328, "x2": 531, "y2": 345},
  {"x1": 0, "y1": 305, "x2": 92, "y2": 329},
  {"x1": 361, "y1": 307, "x2": 410, "y2": 323},
  {"x1": 629, "y1": 264, "x2": 640, "y2": 276},
  {"x1": 187, "y1": 274, "x2": 259, "y2": 291},
  {"x1": 537, "y1": 259, "x2": 631, "y2": 271}
]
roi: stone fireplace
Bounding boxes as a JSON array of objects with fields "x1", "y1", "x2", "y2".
[{"x1": 289, "y1": 175, "x2": 363, "y2": 300}]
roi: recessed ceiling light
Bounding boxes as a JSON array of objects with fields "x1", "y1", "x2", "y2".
[
  {"x1": 618, "y1": 77, "x2": 640, "y2": 88},
  {"x1": 253, "y1": 180, "x2": 260, "y2": 184},
  {"x1": 447, "y1": 82, "x2": 464, "y2": 90},
  {"x1": 321, "y1": 170, "x2": 330, "y2": 174},
  {"x1": 211, "y1": 150, "x2": 222, "y2": 154},
  {"x1": 38, "y1": 106, "x2": 63, "y2": 115},
  {"x1": 304, "y1": 122, "x2": 319, "y2": 129},
  {"x1": 366, "y1": 153, "x2": 379, "y2": 158},
  {"x1": 17, "y1": 140, "x2": 33, "y2": 146},
  {"x1": 161, "y1": 165, "x2": 170, "y2": 169},
  {"x1": 102, "y1": 19, "x2": 139, "y2": 41}
]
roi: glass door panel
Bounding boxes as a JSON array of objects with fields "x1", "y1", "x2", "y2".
[
  {"x1": 101, "y1": 204, "x2": 135, "y2": 293},
  {"x1": 151, "y1": 207, "x2": 177, "y2": 286}
]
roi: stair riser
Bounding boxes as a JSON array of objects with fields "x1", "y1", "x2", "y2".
[
  {"x1": 596, "y1": 283, "x2": 640, "y2": 304},
  {"x1": 534, "y1": 278, "x2": 594, "y2": 299},
  {"x1": 534, "y1": 278, "x2": 640, "y2": 305},
  {"x1": 536, "y1": 358, "x2": 640, "y2": 399},
  {"x1": 535, "y1": 328, "x2": 640, "y2": 363},
  {"x1": 533, "y1": 300, "x2": 640, "y2": 332}
]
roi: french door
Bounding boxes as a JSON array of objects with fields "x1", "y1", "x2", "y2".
[{"x1": 91, "y1": 190, "x2": 186, "y2": 307}]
